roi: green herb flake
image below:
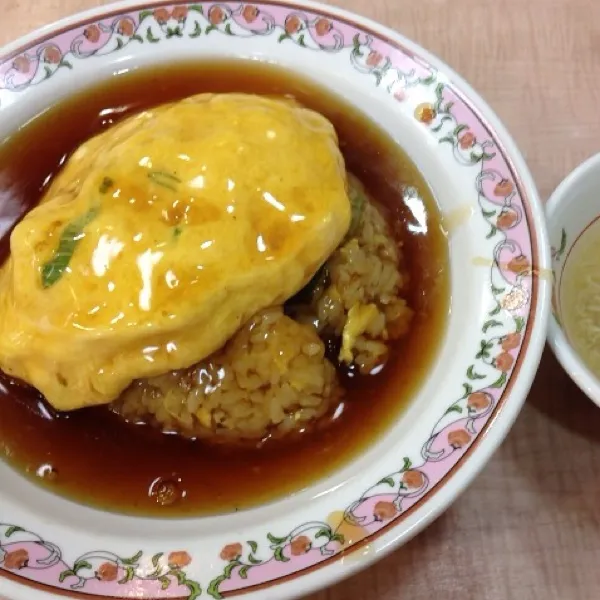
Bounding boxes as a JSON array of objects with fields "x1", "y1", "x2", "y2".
[
  {"x1": 41, "y1": 207, "x2": 99, "y2": 289},
  {"x1": 99, "y1": 176, "x2": 114, "y2": 194},
  {"x1": 148, "y1": 171, "x2": 181, "y2": 191},
  {"x1": 347, "y1": 177, "x2": 366, "y2": 236}
]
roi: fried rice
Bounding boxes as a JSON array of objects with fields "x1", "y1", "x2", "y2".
[{"x1": 113, "y1": 175, "x2": 413, "y2": 441}]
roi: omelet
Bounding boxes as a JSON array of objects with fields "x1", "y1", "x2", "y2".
[{"x1": 0, "y1": 93, "x2": 351, "y2": 410}]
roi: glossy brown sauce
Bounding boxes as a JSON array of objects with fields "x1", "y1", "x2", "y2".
[{"x1": 0, "y1": 60, "x2": 449, "y2": 516}]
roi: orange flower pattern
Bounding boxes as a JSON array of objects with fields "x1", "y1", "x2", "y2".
[
  {"x1": 284, "y1": 15, "x2": 302, "y2": 35},
  {"x1": 414, "y1": 102, "x2": 436, "y2": 124},
  {"x1": 494, "y1": 179, "x2": 514, "y2": 197},
  {"x1": 117, "y1": 19, "x2": 135, "y2": 37},
  {"x1": 242, "y1": 5, "x2": 260, "y2": 23},
  {"x1": 83, "y1": 25, "x2": 101, "y2": 43},
  {"x1": 168, "y1": 551, "x2": 192, "y2": 568},
  {"x1": 315, "y1": 18, "x2": 332, "y2": 36},
  {"x1": 153, "y1": 7, "x2": 170, "y2": 24},
  {"x1": 448, "y1": 429, "x2": 471, "y2": 449},
  {"x1": 366, "y1": 50, "x2": 383, "y2": 67},
  {"x1": 208, "y1": 6, "x2": 226, "y2": 25},
  {"x1": 459, "y1": 131, "x2": 476, "y2": 149},
  {"x1": 219, "y1": 543, "x2": 243, "y2": 562},
  {"x1": 467, "y1": 391, "x2": 491, "y2": 412},
  {"x1": 12, "y1": 55, "x2": 29, "y2": 73},
  {"x1": 495, "y1": 352, "x2": 514, "y2": 372},
  {"x1": 501, "y1": 332, "x2": 521, "y2": 351},
  {"x1": 171, "y1": 6, "x2": 189, "y2": 22},
  {"x1": 507, "y1": 255, "x2": 530, "y2": 275},
  {"x1": 42, "y1": 46, "x2": 61, "y2": 64},
  {"x1": 290, "y1": 536, "x2": 312, "y2": 556},
  {"x1": 497, "y1": 208, "x2": 518, "y2": 230},
  {"x1": 3, "y1": 549, "x2": 29, "y2": 570},
  {"x1": 373, "y1": 501, "x2": 397, "y2": 521},
  {"x1": 402, "y1": 470, "x2": 425, "y2": 489},
  {"x1": 96, "y1": 562, "x2": 118, "y2": 582}
]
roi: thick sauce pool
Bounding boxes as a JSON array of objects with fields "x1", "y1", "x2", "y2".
[{"x1": 0, "y1": 60, "x2": 449, "y2": 516}]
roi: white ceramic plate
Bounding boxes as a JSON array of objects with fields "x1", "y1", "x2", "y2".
[{"x1": 0, "y1": 1, "x2": 550, "y2": 599}]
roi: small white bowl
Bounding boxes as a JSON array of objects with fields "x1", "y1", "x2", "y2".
[{"x1": 547, "y1": 152, "x2": 600, "y2": 406}]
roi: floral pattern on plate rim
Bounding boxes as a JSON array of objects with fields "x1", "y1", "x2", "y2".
[{"x1": 0, "y1": 2, "x2": 537, "y2": 598}]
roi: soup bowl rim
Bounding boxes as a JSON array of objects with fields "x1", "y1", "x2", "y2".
[{"x1": 546, "y1": 151, "x2": 600, "y2": 407}]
